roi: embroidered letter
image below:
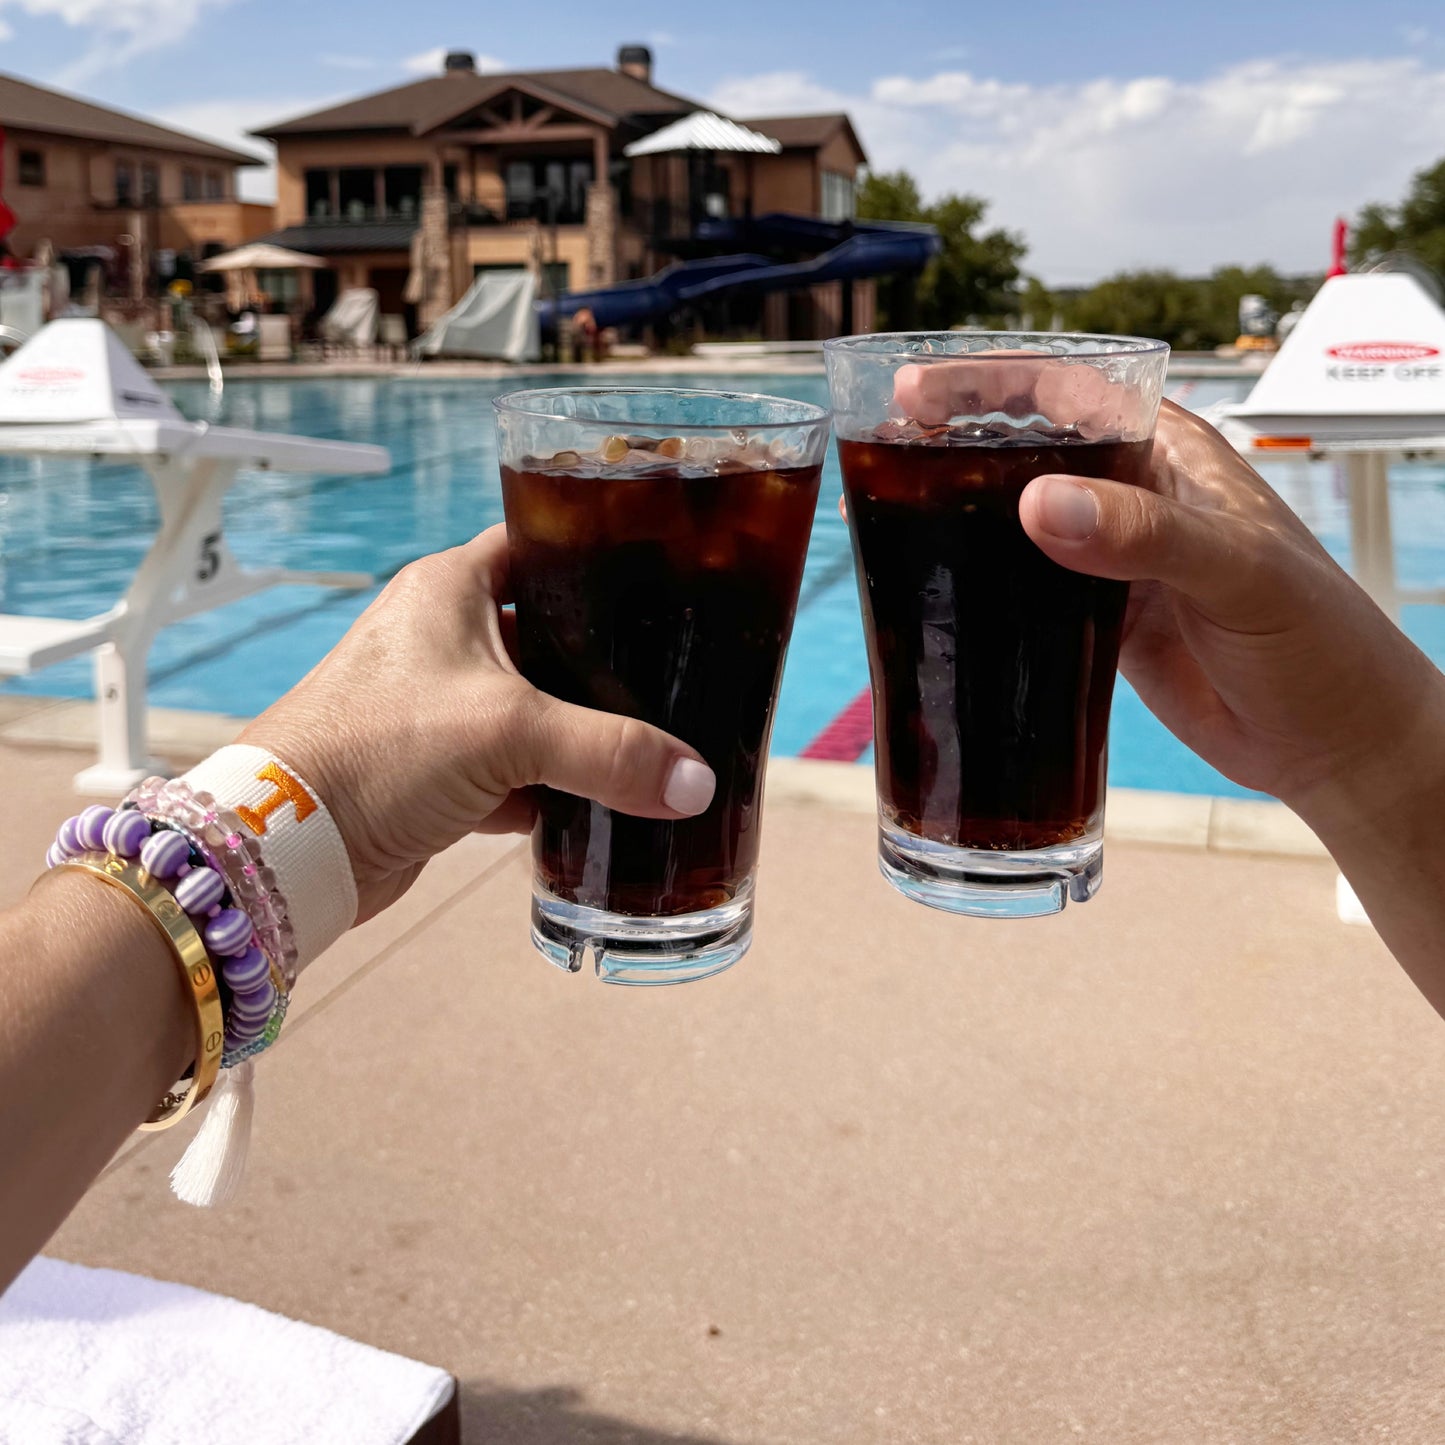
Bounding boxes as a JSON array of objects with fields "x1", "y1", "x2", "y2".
[{"x1": 236, "y1": 762, "x2": 317, "y2": 835}]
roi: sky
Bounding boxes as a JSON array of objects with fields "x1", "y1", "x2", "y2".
[{"x1": 0, "y1": 0, "x2": 1442, "y2": 284}]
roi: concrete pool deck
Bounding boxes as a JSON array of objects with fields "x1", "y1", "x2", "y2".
[{"x1": 9, "y1": 714, "x2": 1445, "y2": 1442}]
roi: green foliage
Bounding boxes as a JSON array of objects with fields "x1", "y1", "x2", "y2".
[
  {"x1": 1056, "y1": 266, "x2": 1318, "y2": 351},
  {"x1": 1350, "y1": 157, "x2": 1445, "y2": 278},
  {"x1": 856, "y1": 169, "x2": 1025, "y2": 329}
]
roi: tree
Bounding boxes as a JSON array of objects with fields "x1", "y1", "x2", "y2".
[
  {"x1": 1350, "y1": 156, "x2": 1445, "y2": 278},
  {"x1": 856, "y1": 169, "x2": 1026, "y2": 329},
  {"x1": 1060, "y1": 266, "x2": 1318, "y2": 351}
]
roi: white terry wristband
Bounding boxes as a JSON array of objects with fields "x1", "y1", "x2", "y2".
[{"x1": 182, "y1": 744, "x2": 357, "y2": 971}]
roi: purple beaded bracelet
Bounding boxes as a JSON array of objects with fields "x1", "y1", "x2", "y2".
[
  {"x1": 47, "y1": 805, "x2": 283, "y2": 1063},
  {"x1": 125, "y1": 776, "x2": 298, "y2": 989}
]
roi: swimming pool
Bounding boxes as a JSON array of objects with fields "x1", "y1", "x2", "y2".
[{"x1": 3, "y1": 372, "x2": 1444, "y2": 801}]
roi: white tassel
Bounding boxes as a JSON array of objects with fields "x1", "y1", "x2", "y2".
[{"x1": 170, "y1": 1059, "x2": 255, "y2": 1207}]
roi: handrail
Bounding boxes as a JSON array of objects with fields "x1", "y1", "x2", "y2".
[{"x1": 191, "y1": 317, "x2": 223, "y2": 397}]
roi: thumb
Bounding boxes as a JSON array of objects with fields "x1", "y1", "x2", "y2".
[
  {"x1": 513, "y1": 694, "x2": 717, "y2": 819},
  {"x1": 1020, "y1": 474, "x2": 1258, "y2": 617}
]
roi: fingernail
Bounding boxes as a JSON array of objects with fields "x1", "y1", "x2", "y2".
[
  {"x1": 663, "y1": 757, "x2": 716, "y2": 815},
  {"x1": 1035, "y1": 478, "x2": 1099, "y2": 541}
]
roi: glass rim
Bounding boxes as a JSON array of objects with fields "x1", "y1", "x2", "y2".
[
  {"x1": 822, "y1": 330, "x2": 1171, "y2": 359},
  {"x1": 491, "y1": 385, "x2": 831, "y2": 432}
]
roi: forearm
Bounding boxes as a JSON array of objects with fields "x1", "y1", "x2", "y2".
[
  {"x1": 1291, "y1": 677, "x2": 1445, "y2": 1018},
  {"x1": 0, "y1": 870, "x2": 192, "y2": 1289}
]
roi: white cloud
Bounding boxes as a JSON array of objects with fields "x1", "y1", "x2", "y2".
[
  {"x1": 401, "y1": 46, "x2": 504, "y2": 77},
  {"x1": 0, "y1": 0, "x2": 230, "y2": 85},
  {"x1": 710, "y1": 56, "x2": 1445, "y2": 284}
]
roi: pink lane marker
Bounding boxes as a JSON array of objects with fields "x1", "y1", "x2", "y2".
[{"x1": 800, "y1": 688, "x2": 874, "y2": 762}]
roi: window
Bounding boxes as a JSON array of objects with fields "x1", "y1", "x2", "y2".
[
  {"x1": 305, "y1": 168, "x2": 333, "y2": 218},
  {"x1": 181, "y1": 168, "x2": 200, "y2": 201},
  {"x1": 17, "y1": 150, "x2": 44, "y2": 186},
  {"x1": 337, "y1": 167, "x2": 375, "y2": 220},
  {"x1": 383, "y1": 165, "x2": 424, "y2": 218},
  {"x1": 821, "y1": 170, "x2": 856, "y2": 223},
  {"x1": 203, "y1": 170, "x2": 223, "y2": 200},
  {"x1": 140, "y1": 163, "x2": 160, "y2": 206},
  {"x1": 115, "y1": 161, "x2": 134, "y2": 207},
  {"x1": 503, "y1": 158, "x2": 592, "y2": 223}
]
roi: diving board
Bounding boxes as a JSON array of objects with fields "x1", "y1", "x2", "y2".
[{"x1": 0, "y1": 319, "x2": 390, "y2": 793}]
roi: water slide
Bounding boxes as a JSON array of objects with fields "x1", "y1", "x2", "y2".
[{"x1": 536, "y1": 214, "x2": 940, "y2": 332}]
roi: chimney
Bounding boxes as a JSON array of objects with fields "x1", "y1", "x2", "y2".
[
  {"x1": 444, "y1": 50, "x2": 476, "y2": 73},
  {"x1": 616, "y1": 45, "x2": 652, "y2": 84}
]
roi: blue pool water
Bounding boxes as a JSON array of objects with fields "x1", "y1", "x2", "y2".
[{"x1": 3, "y1": 372, "x2": 1445, "y2": 801}]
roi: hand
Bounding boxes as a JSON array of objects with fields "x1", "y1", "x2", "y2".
[
  {"x1": 239, "y1": 526, "x2": 716, "y2": 922},
  {"x1": 1018, "y1": 400, "x2": 1445, "y2": 812}
]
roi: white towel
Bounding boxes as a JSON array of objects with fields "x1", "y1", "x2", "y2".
[{"x1": 0, "y1": 1257, "x2": 454, "y2": 1445}]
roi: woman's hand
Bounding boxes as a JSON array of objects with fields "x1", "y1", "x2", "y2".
[
  {"x1": 240, "y1": 526, "x2": 715, "y2": 922},
  {"x1": 1018, "y1": 401, "x2": 1445, "y2": 814}
]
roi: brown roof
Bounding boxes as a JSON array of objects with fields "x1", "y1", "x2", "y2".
[
  {"x1": 256, "y1": 66, "x2": 696, "y2": 139},
  {"x1": 744, "y1": 112, "x2": 867, "y2": 162},
  {"x1": 0, "y1": 70, "x2": 262, "y2": 164}
]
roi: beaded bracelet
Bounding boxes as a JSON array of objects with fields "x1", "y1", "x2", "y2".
[
  {"x1": 47, "y1": 804, "x2": 284, "y2": 1062},
  {"x1": 56, "y1": 850, "x2": 225, "y2": 1129},
  {"x1": 125, "y1": 775, "x2": 299, "y2": 992}
]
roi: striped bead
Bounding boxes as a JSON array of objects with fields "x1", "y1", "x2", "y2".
[
  {"x1": 102, "y1": 809, "x2": 151, "y2": 858},
  {"x1": 203, "y1": 908, "x2": 252, "y2": 957},
  {"x1": 174, "y1": 866, "x2": 225, "y2": 915},
  {"x1": 76, "y1": 805, "x2": 115, "y2": 851},
  {"x1": 221, "y1": 945, "x2": 269, "y2": 994},
  {"x1": 229, "y1": 983, "x2": 276, "y2": 1023},
  {"x1": 45, "y1": 842, "x2": 66, "y2": 868},
  {"x1": 140, "y1": 830, "x2": 190, "y2": 880},
  {"x1": 57, "y1": 816, "x2": 84, "y2": 856}
]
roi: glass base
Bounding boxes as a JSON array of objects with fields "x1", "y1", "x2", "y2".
[
  {"x1": 530, "y1": 877, "x2": 753, "y2": 985},
  {"x1": 877, "y1": 818, "x2": 1102, "y2": 918}
]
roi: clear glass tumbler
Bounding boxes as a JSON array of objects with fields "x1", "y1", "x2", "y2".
[
  {"x1": 493, "y1": 387, "x2": 829, "y2": 982},
  {"x1": 824, "y1": 332, "x2": 1170, "y2": 917}
]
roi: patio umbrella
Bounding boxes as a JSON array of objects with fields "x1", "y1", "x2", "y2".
[{"x1": 199, "y1": 242, "x2": 326, "y2": 310}]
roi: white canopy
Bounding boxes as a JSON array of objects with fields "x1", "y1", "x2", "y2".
[
  {"x1": 624, "y1": 112, "x2": 782, "y2": 157},
  {"x1": 198, "y1": 243, "x2": 327, "y2": 273},
  {"x1": 1221, "y1": 272, "x2": 1445, "y2": 446}
]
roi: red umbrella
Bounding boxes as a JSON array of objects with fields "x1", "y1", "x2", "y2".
[{"x1": 1327, "y1": 216, "x2": 1348, "y2": 278}]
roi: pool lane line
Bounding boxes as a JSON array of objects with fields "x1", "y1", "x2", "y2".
[{"x1": 800, "y1": 687, "x2": 874, "y2": 763}]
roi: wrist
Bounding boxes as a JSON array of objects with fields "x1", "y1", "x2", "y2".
[
  {"x1": 1286, "y1": 662, "x2": 1445, "y2": 854},
  {"x1": 29, "y1": 868, "x2": 195, "y2": 1089}
]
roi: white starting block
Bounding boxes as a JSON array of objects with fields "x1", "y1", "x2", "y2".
[
  {"x1": 0, "y1": 319, "x2": 390, "y2": 793},
  {"x1": 1215, "y1": 272, "x2": 1445, "y2": 926}
]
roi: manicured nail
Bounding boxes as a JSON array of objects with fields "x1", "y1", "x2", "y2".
[
  {"x1": 663, "y1": 757, "x2": 716, "y2": 815},
  {"x1": 1035, "y1": 477, "x2": 1099, "y2": 541}
]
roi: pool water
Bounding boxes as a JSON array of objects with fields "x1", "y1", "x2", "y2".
[{"x1": 3, "y1": 372, "x2": 1444, "y2": 801}]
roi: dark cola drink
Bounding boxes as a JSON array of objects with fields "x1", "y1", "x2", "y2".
[
  {"x1": 502, "y1": 440, "x2": 822, "y2": 918},
  {"x1": 838, "y1": 425, "x2": 1153, "y2": 854}
]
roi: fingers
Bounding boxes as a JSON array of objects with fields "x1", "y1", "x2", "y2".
[
  {"x1": 448, "y1": 523, "x2": 512, "y2": 603},
  {"x1": 1020, "y1": 473, "x2": 1263, "y2": 622},
  {"x1": 893, "y1": 358, "x2": 1151, "y2": 437},
  {"x1": 511, "y1": 694, "x2": 716, "y2": 820}
]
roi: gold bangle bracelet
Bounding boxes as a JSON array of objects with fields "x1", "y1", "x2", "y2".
[{"x1": 60, "y1": 851, "x2": 225, "y2": 1131}]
